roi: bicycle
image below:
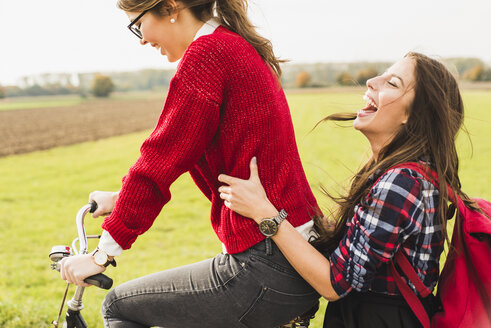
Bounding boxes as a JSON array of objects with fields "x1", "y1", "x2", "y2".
[
  {"x1": 49, "y1": 202, "x2": 318, "y2": 327},
  {"x1": 49, "y1": 202, "x2": 112, "y2": 328},
  {"x1": 277, "y1": 302, "x2": 319, "y2": 328}
]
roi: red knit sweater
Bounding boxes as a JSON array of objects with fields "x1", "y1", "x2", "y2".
[{"x1": 102, "y1": 26, "x2": 321, "y2": 254}]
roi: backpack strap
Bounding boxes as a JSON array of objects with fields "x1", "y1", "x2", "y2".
[
  {"x1": 381, "y1": 162, "x2": 441, "y2": 328},
  {"x1": 393, "y1": 251, "x2": 431, "y2": 297},
  {"x1": 390, "y1": 258, "x2": 431, "y2": 328}
]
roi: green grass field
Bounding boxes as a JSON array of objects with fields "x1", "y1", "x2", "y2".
[
  {"x1": 0, "y1": 94, "x2": 86, "y2": 111},
  {"x1": 0, "y1": 90, "x2": 489, "y2": 327},
  {"x1": 0, "y1": 91, "x2": 164, "y2": 111}
]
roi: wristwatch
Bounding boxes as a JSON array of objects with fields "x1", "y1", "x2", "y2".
[
  {"x1": 92, "y1": 248, "x2": 117, "y2": 267},
  {"x1": 258, "y1": 209, "x2": 288, "y2": 237}
]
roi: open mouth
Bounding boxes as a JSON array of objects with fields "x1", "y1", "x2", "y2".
[{"x1": 360, "y1": 94, "x2": 378, "y2": 113}]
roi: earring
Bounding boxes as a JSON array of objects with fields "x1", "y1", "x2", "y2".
[{"x1": 170, "y1": 18, "x2": 176, "y2": 23}]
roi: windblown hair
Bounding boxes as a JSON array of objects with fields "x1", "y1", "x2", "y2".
[
  {"x1": 313, "y1": 52, "x2": 478, "y2": 254},
  {"x1": 117, "y1": 0, "x2": 284, "y2": 77}
]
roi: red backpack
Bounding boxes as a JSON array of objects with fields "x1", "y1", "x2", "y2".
[{"x1": 389, "y1": 163, "x2": 491, "y2": 328}]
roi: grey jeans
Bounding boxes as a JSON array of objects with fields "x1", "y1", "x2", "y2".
[{"x1": 102, "y1": 239, "x2": 319, "y2": 328}]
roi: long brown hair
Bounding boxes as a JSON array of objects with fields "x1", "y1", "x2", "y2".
[
  {"x1": 117, "y1": 0, "x2": 284, "y2": 77},
  {"x1": 313, "y1": 52, "x2": 478, "y2": 254}
]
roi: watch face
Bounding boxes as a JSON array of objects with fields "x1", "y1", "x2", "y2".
[
  {"x1": 94, "y1": 250, "x2": 108, "y2": 265},
  {"x1": 259, "y1": 219, "x2": 278, "y2": 237}
]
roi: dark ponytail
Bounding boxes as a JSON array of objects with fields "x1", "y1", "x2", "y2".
[{"x1": 214, "y1": 0, "x2": 284, "y2": 77}]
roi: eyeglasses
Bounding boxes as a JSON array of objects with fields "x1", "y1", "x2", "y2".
[{"x1": 127, "y1": 10, "x2": 149, "y2": 39}]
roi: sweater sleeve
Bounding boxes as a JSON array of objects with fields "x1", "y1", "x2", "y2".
[{"x1": 102, "y1": 44, "x2": 225, "y2": 249}]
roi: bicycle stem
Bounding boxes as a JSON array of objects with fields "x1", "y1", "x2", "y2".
[
  {"x1": 67, "y1": 286, "x2": 86, "y2": 311},
  {"x1": 51, "y1": 202, "x2": 110, "y2": 327},
  {"x1": 64, "y1": 203, "x2": 94, "y2": 312},
  {"x1": 75, "y1": 204, "x2": 92, "y2": 255}
]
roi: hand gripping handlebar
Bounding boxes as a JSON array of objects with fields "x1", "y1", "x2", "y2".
[{"x1": 78, "y1": 202, "x2": 113, "y2": 290}]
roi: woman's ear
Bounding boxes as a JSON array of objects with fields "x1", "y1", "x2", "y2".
[
  {"x1": 402, "y1": 105, "x2": 411, "y2": 124},
  {"x1": 165, "y1": 0, "x2": 179, "y2": 15}
]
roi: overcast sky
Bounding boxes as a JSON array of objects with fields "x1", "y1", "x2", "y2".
[{"x1": 1, "y1": 0, "x2": 491, "y2": 85}]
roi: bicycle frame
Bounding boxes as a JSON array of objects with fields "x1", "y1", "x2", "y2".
[
  {"x1": 50, "y1": 203, "x2": 112, "y2": 328},
  {"x1": 50, "y1": 203, "x2": 316, "y2": 327}
]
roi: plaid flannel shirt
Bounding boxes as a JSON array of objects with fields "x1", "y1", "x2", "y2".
[{"x1": 330, "y1": 166, "x2": 444, "y2": 298}]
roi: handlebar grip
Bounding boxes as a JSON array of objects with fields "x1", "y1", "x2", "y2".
[
  {"x1": 84, "y1": 273, "x2": 113, "y2": 289},
  {"x1": 89, "y1": 201, "x2": 98, "y2": 214}
]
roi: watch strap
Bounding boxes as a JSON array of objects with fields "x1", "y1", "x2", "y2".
[
  {"x1": 273, "y1": 209, "x2": 288, "y2": 226},
  {"x1": 93, "y1": 248, "x2": 117, "y2": 267},
  {"x1": 104, "y1": 258, "x2": 117, "y2": 268}
]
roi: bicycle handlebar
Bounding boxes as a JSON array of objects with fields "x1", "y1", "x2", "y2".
[
  {"x1": 84, "y1": 273, "x2": 113, "y2": 290},
  {"x1": 89, "y1": 201, "x2": 98, "y2": 214},
  {"x1": 50, "y1": 201, "x2": 112, "y2": 327},
  {"x1": 77, "y1": 201, "x2": 113, "y2": 290}
]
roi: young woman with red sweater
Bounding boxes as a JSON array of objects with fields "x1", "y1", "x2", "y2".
[{"x1": 60, "y1": 0, "x2": 321, "y2": 327}]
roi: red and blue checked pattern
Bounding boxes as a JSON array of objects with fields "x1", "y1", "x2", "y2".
[{"x1": 330, "y1": 167, "x2": 444, "y2": 298}]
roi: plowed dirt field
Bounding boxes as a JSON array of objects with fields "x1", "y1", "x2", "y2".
[{"x1": 0, "y1": 98, "x2": 164, "y2": 157}]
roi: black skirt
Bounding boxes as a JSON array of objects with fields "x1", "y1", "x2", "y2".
[{"x1": 323, "y1": 291, "x2": 436, "y2": 328}]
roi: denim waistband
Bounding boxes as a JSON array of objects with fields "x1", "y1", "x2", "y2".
[{"x1": 249, "y1": 238, "x2": 276, "y2": 256}]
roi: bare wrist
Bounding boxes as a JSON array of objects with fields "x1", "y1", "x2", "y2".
[
  {"x1": 111, "y1": 191, "x2": 120, "y2": 206},
  {"x1": 254, "y1": 203, "x2": 279, "y2": 224}
]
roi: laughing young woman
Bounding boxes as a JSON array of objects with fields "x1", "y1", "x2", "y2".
[
  {"x1": 59, "y1": 0, "x2": 323, "y2": 327},
  {"x1": 218, "y1": 53, "x2": 476, "y2": 327}
]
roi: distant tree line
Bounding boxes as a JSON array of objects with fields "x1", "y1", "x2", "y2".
[
  {"x1": 445, "y1": 57, "x2": 491, "y2": 81},
  {"x1": 2, "y1": 57, "x2": 490, "y2": 97},
  {"x1": 287, "y1": 57, "x2": 491, "y2": 88},
  {"x1": 2, "y1": 69, "x2": 176, "y2": 98},
  {"x1": 284, "y1": 61, "x2": 393, "y2": 88}
]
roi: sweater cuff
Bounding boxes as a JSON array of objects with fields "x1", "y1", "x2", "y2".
[
  {"x1": 102, "y1": 215, "x2": 139, "y2": 250},
  {"x1": 98, "y1": 230, "x2": 124, "y2": 257}
]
